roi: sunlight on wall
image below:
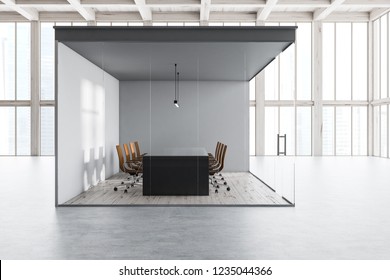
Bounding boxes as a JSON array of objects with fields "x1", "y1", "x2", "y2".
[{"x1": 81, "y1": 79, "x2": 106, "y2": 190}]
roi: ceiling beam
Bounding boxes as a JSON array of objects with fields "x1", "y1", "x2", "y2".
[
  {"x1": 200, "y1": 0, "x2": 211, "y2": 21},
  {"x1": 81, "y1": 0, "x2": 133, "y2": 4},
  {"x1": 96, "y1": 11, "x2": 143, "y2": 21},
  {"x1": 370, "y1": 8, "x2": 390, "y2": 21},
  {"x1": 268, "y1": 12, "x2": 312, "y2": 22},
  {"x1": 67, "y1": 0, "x2": 95, "y2": 21},
  {"x1": 210, "y1": 12, "x2": 256, "y2": 21},
  {"x1": 134, "y1": 0, "x2": 152, "y2": 21},
  {"x1": 154, "y1": 12, "x2": 199, "y2": 21},
  {"x1": 256, "y1": 0, "x2": 278, "y2": 21},
  {"x1": 313, "y1": 0, "x2": 345, "y2": 21},
  {"x1": 1, "y1": 0, "x2": 39, "y2": 20},
  {"x1": 0, "y1": 12, "x2": 28, "y2": 21},
  {"x1": 344, "y1": 0, "x2": 390, "y2": 6},
  {"x1": 39, "y1": 12, "x2": 84, "y2": 21},
  {"x1": 16, "y1": 0, "x2": 68, "y2": 4},
  {"x1": 326, "y1": 11, "x2": 369, "y2": 21}
]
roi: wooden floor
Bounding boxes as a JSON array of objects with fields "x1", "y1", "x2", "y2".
[{"x1": 63, "y1": 172, "x2": 289, "y2": 206}]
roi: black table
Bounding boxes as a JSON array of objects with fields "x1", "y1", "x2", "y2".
[{"x1": 143, "y1": 147, "x2": 209, "y2": 196}]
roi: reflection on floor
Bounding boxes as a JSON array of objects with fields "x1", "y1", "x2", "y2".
[{"x1": 64, "y1": 172, "x2": 290, "y2": 206}]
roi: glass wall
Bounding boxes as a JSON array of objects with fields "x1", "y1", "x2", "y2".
[
  {"x1": 56, "y1": 36, "x2": 280, "y2": 206},
  {"x1": 249, "y1": 78, "x2": 256, "y2": 156},
  {"x1": 264, "y1": 22, "x2": 312, "y2": 156}
]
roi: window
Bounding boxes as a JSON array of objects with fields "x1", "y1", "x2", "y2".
[
  {"x1": 322, "y1": 22, "x2": 368, "y2": 156},
  {"x1": 280, "y1": 23, "x2": 295, "y2": 101},
  {"x1": 336, "y1": 23, "x2": 352, "y2": 101},
  {"x1": 17, "y1": 23, "x2": 31, "y2": 101},
  {"x1": 265, "y1": 58, "x2": 278, "y2": 100},
  {"x1": 41, "y1": 22, "x2": 55, "y2": 101},
  {"x1": 380, "y1": 105, "x2": 388, "y2": 157},
  {"x1": 352, "y1": 107, "x2": 367, "y2": 156},
  {"x1": 250, "y1": 107, "x2": 256, "y2": 156},
  {"x1": 373, "y1": 106, "x2": 380, "y2": 157},
  {"x1": 323, "y1": 23, "x2": 335, "y2": 101},
  {"x1": 0, "y1": 23, "x2": 31, "y2": 101},
  {"x1": 0, "y1": 107, "x2": 31, "y2": 156},
  {"x1": 373, "y1": 13, "x2": 390, "y2": 158},
  {"x1": 0, "y1": 23, "x2": 15, "y2": 100},
  {"x1": 380, "y1": 16, "x2": 388, "y2": 99},
  {"x1": 0, "y1": 23, "x2": 31, "y2": 156},
  {"x1": 296, "y1": 23, "x2": 312, "y2": 101},
  {"x1": 41, "y1": 107, "x2": 55, "y2": 156},
  {"x1": 265, "y1": 107, "x2": 278, "y2": 155},
  {"x1": 40, "y1": 22, "x2": 73, "y2": 156},
  {"x1": 323, "y1": 106, "x2": 367, "y2": 156},
  {"x1": 352, "y1": 23, "x2": 368, "y2": 101},
  {"x1": 297, "y1": 107, "x2": 312, "y2": 155},
  {"x1": 280, "y1": 107, "x2": 295, "y2": 155},
  {"x1": 335, "y1": 107, "x2": 351, "y2": 155},
  {"x1": 0, "y1": 107, "x2": 16, "y2": 155},
  {"x1": 323, "y1": 107, "x2": 334, "y2": 155},
  {"x1": 16, "y1": 107, "x2": 31, "y2": 155}
]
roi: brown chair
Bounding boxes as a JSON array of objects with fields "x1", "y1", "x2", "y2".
[
  {"x1": 134, "y1": 141, "x2": 147, "y2": 159},
  {"x1": 129, "y1": 142, "x2": 138, "y2": 160},
  {"x1": 209, "y1": 142, "x2": 221, "y2": 163},
  {"x1": 209, "y1": 144, "x2": 229, "y2": 193},
  {"x1": 123, "y1": 143, "x2": 131, "y2": 162},
  {"x1": 129, "y1": 142, "x2": 143, "y2": 173},
  {"x1": 209, "y1": 142, "x2": 222, "y2": 166},
  {"x1": 128, "y1": 142, "x2": 142, "y2": 165},
  {"x1": 115, "y1": 144, "x2": 142, "y2": 193},
  {"x1": 210, "y1": 142, "x2": 226, "y2": 180},
  {"x1": 208, "y1": 141, "x2": 220, "y2": 159}
]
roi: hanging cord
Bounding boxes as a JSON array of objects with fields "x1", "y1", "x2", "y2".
[
  {"x1": 177, "y1": 72, "x2": 180, "y2": 103},
  {"x1": 174, "y1": 63, "x2": 177, "y2": 101}
]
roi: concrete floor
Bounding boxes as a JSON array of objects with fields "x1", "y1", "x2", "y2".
[{"x1": 0, "y1": 156, "x2": 390, "y2": 259}]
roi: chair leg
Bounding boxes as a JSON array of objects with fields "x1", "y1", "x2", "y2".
[
  {"x1": 114, "y1": 174, "x2": 140, "y2": 193},
  {"x1": 212, "y1": 178, "x2": 229, "y2": 192}
]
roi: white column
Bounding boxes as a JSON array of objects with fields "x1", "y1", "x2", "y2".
[
  {"x1": 312, "y1": 21, "x2": 323, "y2": 156},
  {"x1": 31, "y1": 21, "x2": 40, "y2": 156},
  {"x1": 255, "y1": 20, "x2": 265, "y2": 155},
  {"x1": 367, "y1": 21, "x2": 373, "y2": 156}
]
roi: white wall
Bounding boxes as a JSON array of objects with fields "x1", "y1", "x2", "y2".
[
  {"x1": 120, "y1": 81, "x2": 249, "y2": 171},
  {"x1": 58, "y1": 43, "x2": 119, "y2": 204}
]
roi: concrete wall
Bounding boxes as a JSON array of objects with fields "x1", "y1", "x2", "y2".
[{"x1": 120, "y1": 81, "x2": 249, "y2": 171}]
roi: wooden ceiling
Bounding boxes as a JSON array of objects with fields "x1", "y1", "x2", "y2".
[{"x1": 0, "y1": 0, "x2": 389, "y2": 22}]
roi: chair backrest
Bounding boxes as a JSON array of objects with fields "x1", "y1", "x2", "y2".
[
  {"x1": 116, "y1": 145, "x2": 125, "y2": 172},
  {"x1": 129, "y1": 142, "x2": 137, "y2": 159},
  {"x1": 218, "y1": 144, "x2": 227, "y2": 172},
  {"x1": 123, "y1": 143, "x2": 131, "y2": 162},
  {"x1": 135, "y1": 141, "x2": 141, "y2": 158},
  {"x1": 215, "y1": 141, "x2": 220, "y2": 156},
  {"x1": 215, "y1": 142, "x2": 223, "y2": 161}
]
